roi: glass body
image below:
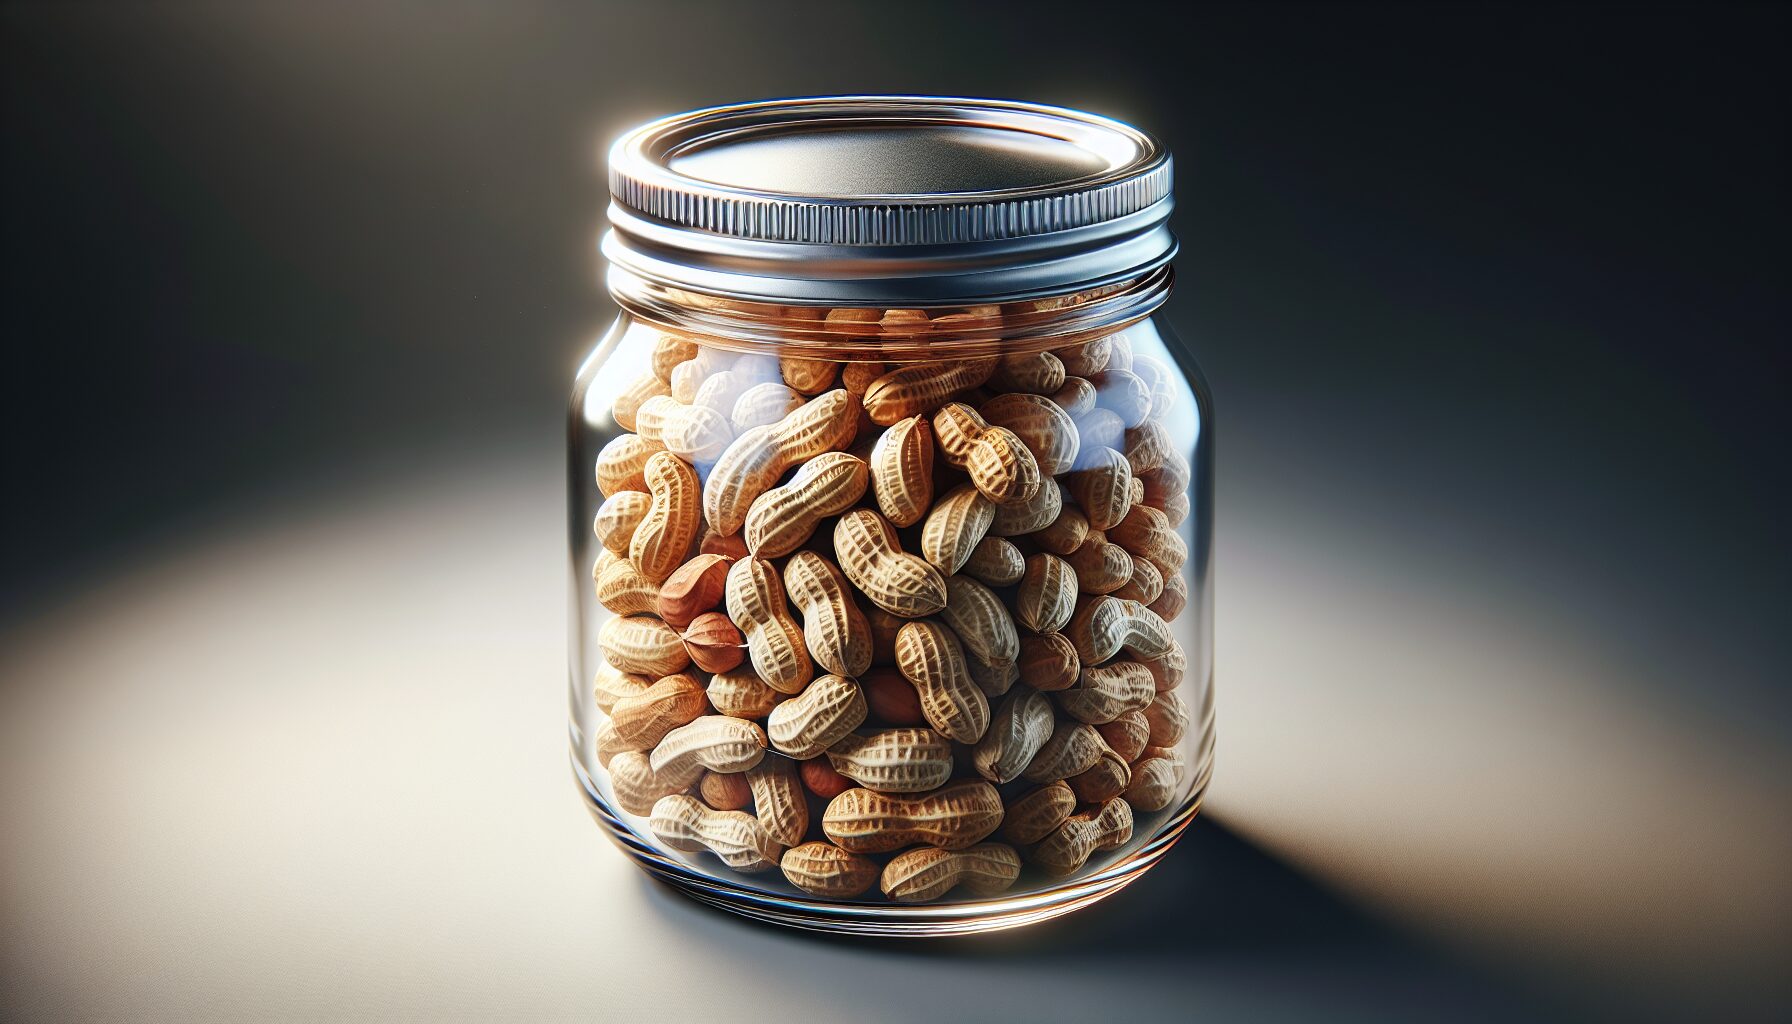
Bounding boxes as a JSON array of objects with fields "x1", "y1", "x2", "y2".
[{"x1": 568, "y1": 269, "x2": 1212, "y2": 935}]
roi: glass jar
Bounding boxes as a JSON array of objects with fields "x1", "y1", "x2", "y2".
[{"x1": 568, "y1": 97, "x2": 1212, "y2": 935}]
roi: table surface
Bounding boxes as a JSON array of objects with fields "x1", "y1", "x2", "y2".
[{"x1": 2, "y1": 445, "x2": 1787, "y2": 1022}]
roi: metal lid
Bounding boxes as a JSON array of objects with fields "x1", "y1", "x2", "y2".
[{"x1": 603, "y1": 96, "x2": 1176, "y2": 305}]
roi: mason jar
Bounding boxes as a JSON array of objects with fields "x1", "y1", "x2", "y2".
[{"x1": 569, "y1": 97, "x2": 1212, "y2": 935}]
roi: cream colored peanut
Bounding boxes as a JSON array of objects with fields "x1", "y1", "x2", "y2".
[
  {"x1": 593, "y1": 664, "x2": 651, "y2": 714},
  {"x1": 833, "y1": 509, "x2": 948, "y2": 619},
  {"x1": 599, "y1": 614, "x2": 691, "y2": 677},
  {"x1": 767, "y1": 673, "x2": 867, "y2": 759},
  {"x1": 706, "y1": 667, "x2": 780, "y2": 719},
  {"x1": 862, "y1": 359, "x2": 997, "y2": 425},
  {"x1": 1031, "y1": 796, "x2": 1133, "y2": 876},
  {"x1": 648, "y1": 794, "x2": 781, "y2": 872},
  {"x1": 920, "y1": 484, "x2": 994, "y2": 575},
  {"x1": 650, "y1": 333, "x2": 698, "y2": 383},
  {"x1": 725, "y1": 556, "x2": 813, "y2": 694},
  {"x1": 784, "y1": 551, "x2": 873, "y2": 678},
  {"x1": 649, "y1": 715, "x2": 768, "y2": 789},
  {"x1": 704, "y1": 388, "x2": 860, "y2": 535},
  {"x1": 780, "y1": 355, "x2": 839, "y2": 394},
  {"x1": 869, "y1": 415, "x2": 934, "y2": 527},
  {"x1": 989, "y1": 350, "x2": 1066, "y2": 394},
  {"x1": 608, "y1": 672, "x2": 709, "y2": 750},
  {"x1": 668, "y1": 347, "x2": 733, "y2": 404},
  {"x1": 781, "y1": 841, "x2": 878, "y2": 897},
  {"x1": 594, "y1": 434, "x2": 664, "y2": 497},
  {"x1": 931, "y1": 402, "x2": 1041, "y2": 505},
  {"x1": 609, "y1": 750, "x2": 689, "y2": 816},
  {"x1": 972, "y1": 686, "x2": 1054, "y2": 784},
  {"x1": 743, "y1": 451, "x2": 868, "y2": 558},
  {"x1": 821, "y1": 780, "x2": 1004, "y2": 853},
  {"x1": 825, "y1": 728, "x2": 954, "y2": 793},
  {"x1": 988, "y1": 478, "x2": 1064, "y2": 537},
  {"x1": 1125, "y1": 751, "x2": 1183, "y2": 811},
  {"x1": 1001, "y1": 781, "x2": 1076, "y2": 844},
  {"x1": 940, "y1": 575, "x2": 1018, "y2": 675},
  {"x1": 1015, "y1": 554, "x2": 1077, "y2": 634},
  {"x1": 593, "y1": 491, "x2": 653, "y2": 556},
  {"x1": 635, "y1": 394, "x2": 733, "y2": 464},
  {"x1": 880, "y1": 843, "x2": 1021, "y2": 902},
  {"x1": 730, "y1": 381, "x2": 806, "y2": 432},
  {"x1": 1065, "y1": 596, "x2": 1174, "y2": 665},
  {"x1": 1057, "y1": 661, "x2": 1156, "y2": 725},
  {"x1": 979, "y1": 392, "x2": 1079, "y2": 475},
  {"x1": 962, "y1": 536, "x2": 1025, "y2": 587},
  {"x1": 893, "y1": 620, "x2": 990, "y2": 744},
  {"x1": 745, "y1": 757, "x2": 808, "y2": 847},
  {"x1": 613, "y1": 372, "x2": 669, "y2": 432},
  {"x1": 630, "y1": 452, "x2": 702, "y2": 582},
  {"x1": 593, "y1": 558, "x2": 660, "y2": 617}
]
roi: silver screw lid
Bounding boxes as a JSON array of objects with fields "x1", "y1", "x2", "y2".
[{"x1": 603, "y1": 96, "x2": 1176, "y2": 305}]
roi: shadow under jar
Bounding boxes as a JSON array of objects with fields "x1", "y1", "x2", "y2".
[{"x1": 569, "y1": 97, "x2": 1213, "y2": 936}]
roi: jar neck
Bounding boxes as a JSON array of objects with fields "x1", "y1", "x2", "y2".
[{"x1": 606, "y1": 266, "x2": 1172, "y2": 358}]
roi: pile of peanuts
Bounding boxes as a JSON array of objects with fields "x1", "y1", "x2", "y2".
[{"x1": 589, "y1": 304, "x2": 1192, "y2": 903}]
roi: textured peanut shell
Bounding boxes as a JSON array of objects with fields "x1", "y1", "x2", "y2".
[
  {"x1": 1125, "y1": 754, "x2": 1183, "y2": 812},
  {"x1": 725, "y1": 556, "x2": 814, "y2": 695},
  {"x1": 1067, "y1": 748, "x2": 1132, "y2": 804},
  {"x1": 594, "y1": 434, "x2": 665, "y2": 497},
  {"x1": 781, "y1": 841, "x2": 878, "y2": 897},
  {"x1": 1016, "y1": 632, "x2": 1081, "y2": 692},
  {"x1": 961, "y1": 536, "x2": 1025, "y2": 587},
  {"x1": 631, "y1": 452, "x2": 703, "y2": 582},
  {"x1": 593, "y1": 558, "x2": 660, "y2": 617},
  {"x1": 593, "y1": 491, "x2": 653, "y2": 555},
  {"x1": 988, "y1": 478, "x2": 1064, "y2": 537},
  {"x1": 706, "y1": 667, "x2": 780, "y2": 719},
  {"x1": 862, "y1": 359, "x2": 997, "y2": 425},
  {"x1": 821, "y1": 780, "x2": 1005, "y2": 853},
  {"x1": 868, "y1": 415, "x2": 934, "y2": 527},
  {"x1": 599, "y1": 614, "x2": 691, "y2": 677},
  {"x1": 766, "y1": 674, "x2": 867, "y2": 759},
  {"x1": 1064, "y1": 596, "x2": 1174, "y2": 665},
  {"x1": 880, "y1": 843, "x2": 1021, "y2": 902},
  {"x1": 784, "y1": 551, "x2": 873, "y2": 678},
  {"x1": 939, "y1": 576, "x2": 1019, "y2": 672},
  {"x1": 1015, "y1": 554, "x2": 1077, "y2": 634},
  {"x1": 1022, "y1": 720, "x2": 1108, "y2": 783},
  {"x1": 893, "y1": 620, "x2": 990, "y2": 744},
  {"x1": 745, "y1": 757, "x2": 809, "y2": 846},
  {"x1": 1001, "y1": 781, "x2": 1077, "y2": 844},
  {"x1": 593, "y1": 664, "x2": 652, "y2": 714},
  {"x1": 613, "y1": 373, "x2": 670, "y2": 432},
  {"x1": 1064, "y1": 530, "x2": 1135, "y2": 595},
  {"x1": 1095, "y1": 709, "x2": 1152, "y2": 763},
  {"x1": 1031, "y1": 796, "x2": 1133, "y2": 876},
  {"x1": 980, "y1": 392, "x2": 1080, "y2": 476},
  {"x1": 609, "y1": 750, "x2": 688, "y2": 816},
  {"x1": 704, "y1": 389, "x2": 860, "y2": 535},
  {"x1": 1057, "y1": 661, "x2": 1157, "y2": 725},
  {"x1": 648, "y1": 794, "x2": 781, "y2": 873},
  {"x1": 989, "y1": 350, "x2": 1066, "y2": 395},
  {"x1": 1066, "y1": 447, "x2": 1134, "y2": 530},
  {"x1": 833, "y1": 509, "x2": 948, "y2": 619},
  {"x1": 971, "y1": 687, "x2": 1054, "y2": 784},
  {"x1": 931, "y1": 403, "x2": 1042, "y2": 505},
  {"x1": 608, "y1": 672, "x2": 709, "y2": 750},
  {"x1": 826, "y1": 728, "x2": 955, "y2": 793},
  {"x1": 920, "y1": 484, "x2": 994, "y2": 575},
  {"x1": 649, "y1": 716, "x2": 768, "y2": 789},
  {"x1": 743, "y1": 451, "x2": 868, "y2": 558}
]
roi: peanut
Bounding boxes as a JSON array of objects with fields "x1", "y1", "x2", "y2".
[
  {"x1": 826, "y1": 728, "x2": 955, "y2": 793},
  {"x1": 862, "y1": 359, "x2": 997, "y2": 425},
  {"x1": 782, "y1": 841, "x2": 878, "y2": 897},
  {"x1": 1032, "y1": 503, "x2": 1089, "y2": 556},
  {"x1": 783, "y1": 551, "x2": 873, "y2": 678},
  {"x1": 706, "y1": 667, "x2": 780, "y2": 719},
  {"x1": 1057, "y1": 336, "x2": 1111, "y2": 377},
  {"x1": 730, "y1": 381, "x2": 806, "y2": 432},
  {"x1": 781, "y1": 355, "x2": 839, "y2": 394},
  {"x1": 1032, "y1": 796, "x2": 1133, "y2": 876},
  {"x1": 1112, "y1": 556, "x2": 1165, "y2": 605},
  {"x1": 1050, "y1": 375, "x2": 1097, "y2": 417},
  {"x1": 989, "y1": 350, "x2": 1066, "y2": 394},
  {"x1": 972, "y1": 686, "x2": 1054, "y2": 784},
  {"x1": 1133, "y1": 354, "x2": 1177, "y2": 416},
  {"x1": 1057, "y1": 661, "x2": 1156, "y2": 725},
  {"x1": 940, "y1": 575, "x2": 1018, "y2": 674},
  {"x1": 1125, "y1": 750, "x2": 1183, "y2": 811},
  {"x1": 609, "y1": 750, "x2": 689, "y2": 816},
  {"x1": 700, "y1": 769, "x2": 754, "y2": 811},
  {"x1": 1089, "y1": 368, "x2": 1152, "y2": 428},
  {"x1": 593, "y1": 664, "x2": 651, "y2": 714},
  {"x1": 743, "y1": 451, "x2": 868, "y2": 557},
  {"x1": 635, "y1": 394, "x2": 733, "y2": 464},
  {"x1": 1123, "y1": 420, "x2": 1172, "y2": 477},
  {"x1": 1001, "y1": 781, "x2": 1077, "y2": 844},
  {"x1": 725, "y1": 556, "x2": 813, "y2": 694},
  {"x1": 650, "y1": 333, "x2": 698, "y2": 382},
  {"x1": 961, "y1": 536, "x2": 1025, "y2": 587},
  {"x1": 833, "y1": 509, "x2": 948, "y2": 618},
  {"x1": 1150, "y1": 568, "x2": 1188, "y2": 621},
  {"x1": 1145, "y1": 690, "x2": 1190, "y2": 746},
  {"x1": 880, "y1": 843, "x2": 1022, "y2": 902},
  {"x1": 631, "y1": 452, "x2": 702, "y2": 582},
  {"x1": 669, "y1": 347, "x2": 733, "y2": 404},
  {"x1": 593, "y1": 491, "x2": 653, "y2": 555},
  {"x1": 1016, "y1": 632, "x2": 1081, "y2": 691},
  {"x1": 599, "y1": 614, "x2": 691, "y2": 677},
  {"x1": 767, "y1": 673, "x2": 867, "y2": 759},
  {"x1": 1109, "y1": 503, "x2": 1187, "y2": 577},
  {"x1": 987, "y1": 477, "x2": 1064, "y2": 536},
  {"x1": 656, "y1": 552, "x2": 733, "y2": 629},
  {"x1": 745, "y1": 758, "x2": 808, "y2": 846},
  {"x1": 894, "y1": 620, "x2": 990, "y2": 744},
  {"x1": 920, "y1": 484, "x2": 994, "y2": 575},
  {"x1": 649, "y1": 794, "x2": 781, "y2": 873},
  {"x1": 1095, "y1": 709, "x2": 1152, "y2": 762},
  {"x1": 1015, "y1": 554, "x2": 1077, "y2": 634},
  {"x1": 1064, "y1": 529, "x2": 1134, "y2": 595},
  {"x1": 979, "y1": 393, "x2": 1079, "y2": 475},
  {"x1": 1140, "y1": 639, "x2": 1187, "y2": 692},
  {"x1": 966, "y1": 657, "x2": 1018, "y2": 698},
  {"x1": 1066, "y1": 446, "x2": 1133, "y2": 530},
  {"x1": 594, "y1": 434, "x2": 664, "y2": 497},
  {"x1": 649, "y1": 716, "x2": 768, "y2": 789},
  {"x1": 1067, "y1": 748, "x2": 1132, "y2": 803},
  {"x1": 704, "y1": 388, "x2": 860, "y2": 535},
  {"x1": 932, "y1": 402, "x2": 1041, "y2": 505},
  {"x1": 799, "y1": 757, "x2": 855, "y2": 800},
  {"x1": 613, "y1": 372, "x2": 670, "y2": 432},
  {"x1": 821, "y1": 780, "x2": 1004, "y2": 853},
  {"x1": 861, "y1": 667, "x2": 925, "y2": 726},
  {"x1": 868, "y1": 415, "x2": 935, "y2": 527},
  {"x1": 681, "y1": 611, "x2": 746, "y2": 673},
  {"x1": 840, "y1": 359, "x2": 889, "y2": 395},
  {"x1": 1023, "y1": 720, "x2": 1108, "y2": 783},
  {"x1": 594, "y1": 558, "x2": 660, "y2": 617},
  {"x1": 609, "y1": 672, "x2": 708, "y2": 750},
  {"x1": 1065, "y1": 596, "x2": 1174, "y2": 665}
]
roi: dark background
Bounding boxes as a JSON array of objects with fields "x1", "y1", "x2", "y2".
[{"x1": 3, "y1": 2, "x2": 1787, "y2": 1020}]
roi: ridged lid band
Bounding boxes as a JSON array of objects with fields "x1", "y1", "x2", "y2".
[{"x1": 603, "y1": 96, "x2": 1177, "y2": 306}]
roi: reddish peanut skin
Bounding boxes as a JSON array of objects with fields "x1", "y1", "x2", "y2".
[
  {"x1": 861, "y1": 667, "x2": 927, "y2": 726},
  {"x1": 800, "y1": 757, "x2": 855, "y2": 799}
]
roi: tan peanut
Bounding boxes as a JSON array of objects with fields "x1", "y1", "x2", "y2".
[
  {"x1": 1032, "y1": 796, "x2": 1133, "y2": 876},
  {"x1": 840, "y1": 359, "x2": 889, "y2": 395},
  {"x1": 784, "y1": 551, "x2": 873, "y2": 678},
  {"x1": 932, "y1": 402, "x2": 1041, "y2": 505},
  {"x1": 781, "y1": 355, "x2": 839, "y2": 394},
  {"x1": 1015, "y1": 554, "x2": 1077, "y2": 634},
  {"x1": 833, "y1": 509, "x2": 948, "y2": 618},
  {"x1": 894, "y1": 620, "x2": 990, "y2": 744},
  {"x1": 609, "y1": 750, "x2": 689, "y2": 815},
  {"x1": 1125, "y1": 750, "x2": 1183, "y2": 811},
  {"x1": 1065, "y1": 596, "x2": 1174, "y2": 665},
  {"x1": 593, "y1": 664, "x2": 652, "y2": 714},
  {"x1": 649, "y1": 794, "x2": 781, "y2": 872},
  {"x1": 1057, "y1": 336, "x2": 1112, "y2": 377},
  {"x1": 609, "y1": 672, "x2": 708, "y2": 750},
  {"x1": 630, "y1": 452, "x2": 702, "y2": 582},
  {"x1": 880, "y1": 843, "x2": 1022, "y2": 903},
  {"x1": 594, "y1": 434, "x2": 664, "y2": 497},
  {"x1": 1150, "y1": 567, "x2": 1188, "y2": 621},
  {"x1": 656, "y1": 553, "x2": 733, "y2": 629},
  {"x1": 1145, "y1": 690, "x2": 1190, "y2": 746},
  {"x1": 594, "y1": 558, "x2": 660, "y2": 617},
  {"x1": 699, "y1": 769, "x2": 754, "y2": 811},
  {"x1": 599, "y1": 614, "x2": 691, "y2": 677},
  {"x1": 920, "y1": 484, "x2": 994, "y2": 575},
  {"x1": 649, "y1": 715, "x2": 768, "y2": 789},
  {"x1": 966, "y1": 657, "x2": 1018, "y2": 699},
  {"x1": 1089, "y1": 368, "x2": 1152, "y2": 428},
  {"x1": 681, "y1": 612, "x2": 746, "y2": 673},
  {"x1": 988, "y1": 477, "x2": 1063, "y2": 536},
  {"x1": 635, "y1": 394, "x2": 733, "y2": 464},
  {"x1": 1123, "y1": 420, "x2": 1173, "y2": 477},
  {"x1": 862, "y1": 359, "x2": 998, "y2": 425},
  {"x1": 1002, "y1": 781, "x2": 1077, "y2": 844},
  {"x1": 650, "y1": 333, "x2": 699, "y2": 382},
  {"x1": 868, "y1": 415, "x2": 935, "y2": 527},
  {"x1": 613, "y1": 372, "x2": 670, "y2": 432},
  {"x1": 989, "y1": 350, "x2": 1066, "y2": 394},
  {"x1": 1110, "y1": 503, "x2": 1188, "y2": 576},
  {"x1": 781, "y1": 841, "x2": 878, "y2": 898},
  {"x1": 821, "y1": 780, "x2": 1004, "y2": 853},
  {"x1": 1096, "y1": 709, "x2": 1152, "y2": 762},
  {"x1": 745, "y1": 757, "x2": 808, "y2": 846},
  {"x1": 741, "y1": 451, "x2": 868, "y2": 558},
  {"x1": 825, "y1": 306, "x2": 883, "y2": 336},
  {"x1": 1050, "y1": 375, "x2": 1097, "y2": 417},
  {"x1": 767, "y1": 674, "x2": 867, "y2": 759},
  {"x1": 707, "y1": 667, "x2": 780, "y2": 719},
  {"x1": 1067, "y1": 748, "x2": 1132, "y2": 804},
  {"x1": 1066, "y1": 446, "x2": 1134, "y2": 530},
  {"x1": 1140, "y1": 639, "x2": 1187, "y2": 692},
  {"x1": 962, "y1": 536, "x2": 1025, "y2": 587},
  {"x1": 1017, "y1": 632, "x2": 1081, "y2": 692},
  {"x1": 593, "y1": 491, "x2": 653, "y2": 556},
  {"x1": 1023, "y1": 720, "x2": 1108, "y2": 783},
  {"x1": 725, "y1": 556, "x2": 813, "y2": 694},
  {"x1": 861, "y1": 667, "x2": 926, "y2": 726},
  {"x1": 940, "y1": 575, "x2": 1018, "y2": 672},
  {"x1": 1064, "y1": 530, "x2": 1134, "y2": 595},
  {"x1": 700, "y1": 528, "x2": 751, "y2": 561},
  {"x1": 730, "y1": 381, "x2": 806, "y2": 432},
  {"x1": 1112, "y1": 556, "x2": 1165, "y2": 605},
  {"x1": 972, "y1": 686, "x2": 1054, "y2": 784},
  {"x1": 1033, "y1": 503, "x2": 1089, "y2": 556},
  {"x1": 704, "y1": 388, "x2": 860, "y2": 535},
  {"x1": 826, "y1": 728, "x2": 954, "y2": 793},
  {"x1": 980, "y1": 392, "x2": 1079, "y2": 475},
  {"x1": 1057, "y1": 661, "x2": 1157, "y2": 725}
]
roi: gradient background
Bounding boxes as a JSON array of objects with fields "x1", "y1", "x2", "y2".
[{"x1": 3, "y1": 2, "x2": 1788, "y2": 1020}]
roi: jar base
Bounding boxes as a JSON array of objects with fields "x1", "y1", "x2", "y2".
[{"x1": 573, "y1": 753, "x2": 1207, "y2": 937}]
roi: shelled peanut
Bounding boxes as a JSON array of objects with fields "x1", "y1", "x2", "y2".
[{"x1": 589, "y1": 308, "x2": 1196, "y2": 903}]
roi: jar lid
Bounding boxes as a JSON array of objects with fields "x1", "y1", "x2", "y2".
[{"x1": 603, "y1": 96, "x2": 1176, "y2": 305}]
